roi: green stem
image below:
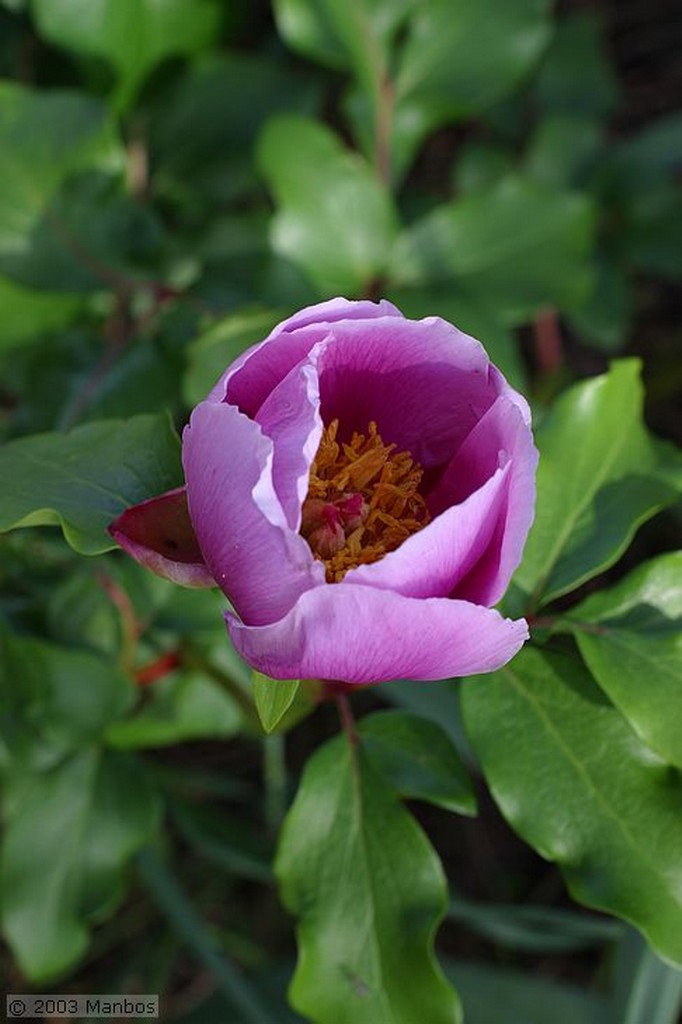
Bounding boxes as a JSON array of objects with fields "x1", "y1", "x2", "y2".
[
  {"x1": 263, "y1": 733, "x2": 288, "y2": 836},
  {"x1": 336, "y1": 692, "x2": 358, "y2": 747},
  {"x1": 136, "y1": 847, "x2": 276, "y2": 1024}
]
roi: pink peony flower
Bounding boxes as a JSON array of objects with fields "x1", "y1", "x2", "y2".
[{"x1": 110, "y1": 298, "x2": 538, "y2": 684}]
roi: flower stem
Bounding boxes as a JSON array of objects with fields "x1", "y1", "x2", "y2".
[
  {"x1": 263, "y1": 732, "x2": 287, "y2": 835},
  {"x1": 335, "y1": 692, "x2": 358, "y2": 747},
  {"x1": 533, "y1": 307, "x2": 563, "y2": 376}
]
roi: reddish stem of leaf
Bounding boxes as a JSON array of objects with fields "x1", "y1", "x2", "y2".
[
  {"x1": 533, "y1": 308, "x2": 563, "y2": 375},
  {"x1": 335, "y1": 692, "x2": 359, "y2": 748},
  {"x1": 96, "y1": 570, "x2": 139, "y2": 671},
  {"x1": 135, "y1": 650, "x2": 182, "y2": 686}
]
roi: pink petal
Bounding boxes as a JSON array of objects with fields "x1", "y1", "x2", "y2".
[
  {"x1": 345, "y1": 463, "x2": 511, "y2": 598},
  {"x1": 315, "y1": 315, "x2": 499, "y2": 468},
  {"x1": 254, "y1": 343, "x2": 323, "y2": 531},
  {"x1": 227, "y1": 583, "x2": 528, "y2": 683},
  {"x1": 207, "y1": 297, "x2": 403, "y2": 410},
  {"x1": 108, "y1": 488, "x2": 215, "y2": 588},
  {"x1": 430, "y1": 397, "x2": 538, "y2": 605},
  {"x1": 182, "y1": 401, "x2": 324, "y2": 626}
]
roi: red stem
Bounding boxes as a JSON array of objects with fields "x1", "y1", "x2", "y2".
[{"x1": 335, "y1": 692, "x2": 358, "y2": 748}]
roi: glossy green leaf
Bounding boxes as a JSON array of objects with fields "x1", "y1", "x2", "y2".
[
  {"x1": 252, "y1": 673, "x2": 301, "y2": 734},
  {"x1": 276, "y1": 731, "x2": 461, "y2": 1023},
  {"x1": 561, "y1": 552, "x2": 682, "y2": 767},
  {"x1": 390, "y1": 175, "x2": 594, "y2": 322},
  {"x1": 31, "y1": 0, "x2": 222, "y2": 111},
  {"x1": 0, "y1": 413, "x2": 182, "y2": 554},
  {"x1": 1, "y1": 748, "x2": 161, "y2": 979},
  {"x1": 461, "y1": 648, "x2": 682, "y2": 966},
  {"x1": 389, "y1": 0, "x2": 552, "y2": 177},
  {"x1": 358, "y1": 710, "x2": 476, "y2": 814},
  {"x1": 375, "y1": 678, "x2": 474, "y2": 764},
  {"x1": 258, "y1": 114, "x2": 399, "y2": 296},
  {"x1": 0, "y1": 630, "x2": 134, "y2": 770},
  {"x1": 183, "y1": 309, "x2": 283, "y2": 407},
  {"x1": 513, "y1": 360, "x2": 679, "y2": 610},
  {"x1": 273, "y1": 0, "x2": 413, "y2": 74}
]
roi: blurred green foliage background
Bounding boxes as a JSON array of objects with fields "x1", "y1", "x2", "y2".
[{"x1": 0, "y1": 1, "x2": 680, "y2": 1021}]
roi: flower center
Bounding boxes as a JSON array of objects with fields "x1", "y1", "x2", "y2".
[{"x1": 300, "y1": 419, "x2": 430, "y2": 582}]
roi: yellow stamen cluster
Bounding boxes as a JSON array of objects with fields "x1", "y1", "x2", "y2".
[{"x1": 301, "y1": 419, "x2": 430, "y2": 582}]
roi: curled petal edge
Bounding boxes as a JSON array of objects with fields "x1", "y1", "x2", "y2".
[
  {"x1": 227, "y1": 582, "x2": 529, "y2": 684},
  {"x1": 108, "y1": 487, "x2": 215, "y2": 588}
]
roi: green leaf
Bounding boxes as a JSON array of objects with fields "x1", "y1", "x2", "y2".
[
  {"x1": 276, "y1": 731, "x2": 461, "y2": 1023},
  {"x1": 0, "y1": 275, "x2": 81, "y2": 353},
  {"x1": 445, "y1": 960, "x2": 607, "y2": 1024},
  {"x1": 534, "y1": 12, "x2": 618, "y2": 117},
  {"x1": 448, "y1": 899, "x2": 621, "y2": 953},
  {"x1": 46, "y1": 566, "x2": 122, "y2": 658},
  {"x1": 31, "y1": 0, "x2": 222, "y2": 111},
  {"x1": 375, "y1": 677, "x2": 474, "y2": 764},
  {"x1": 106, "y1": 672, "x2": 244, "y2": 748},
  {"x1": 561, "y1": 553, "x2": 682, "y2": 768},
  {"x1": 183, "y1": 308, "x2": 283, "y2": 408},
  {"x1": 0, "y1": 413, "x2": 182, "y2": 554},
  {"x1": 389, "y1": 0, "x2": 552, "y2": 177},
  {"x1": 609, "y1": 928, "x2": 682, "y2": 1024},
  {"x1": 252, "y1": 673, "x2": 301, "y2": 735},
  {"x1": 149, "y1": 53, "x2": 319, "y2": 213},
  {"x1": 390, "y1": 175, "x2": 594, "y2": 323},
  {"x1": 513, "y1": 360, "x2": 679, "y2": 609},
  {"x1": 258, "y1": 114, "x2": 399, "y2": 296},
  {"x1": 358, "y1": 710, "x2": 476, "y2": 814},
  {"x1": 461, "y1": 647, "x2": 682, "y2": 967},
  {"x1": 623, "y1": 186, "x2": 682, "y2": 278},
  {"x1": 0, "y1": 84, "x2": 119, "y2": 285},
  {"x1": 0, "y1": 631, "x2": 134, "y2": 769},
  {"x1": 524, "y1": 114, "x2": 603, "y2": 189},
  {"x1": 567, "y1": 257, "x2": 633, "y2": 351},
  {"x1": 1, "y1": 748, "x2": 161, "y2": 980},
  {"x1": 3, "y1": 169, "x2": 166, "y2": 293},
  {"x1": 0, "y1": 168, "x2": 166, "y2": 294},
  {"x1": 453, "y1": 142, "x2": 515, "y2": 196},
  {"x1": 614, "y1": 113, "x2": 682, "y2": 183},
  {"x1": 273, "y1": 0, "x2": 413, "y2": 74}
]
